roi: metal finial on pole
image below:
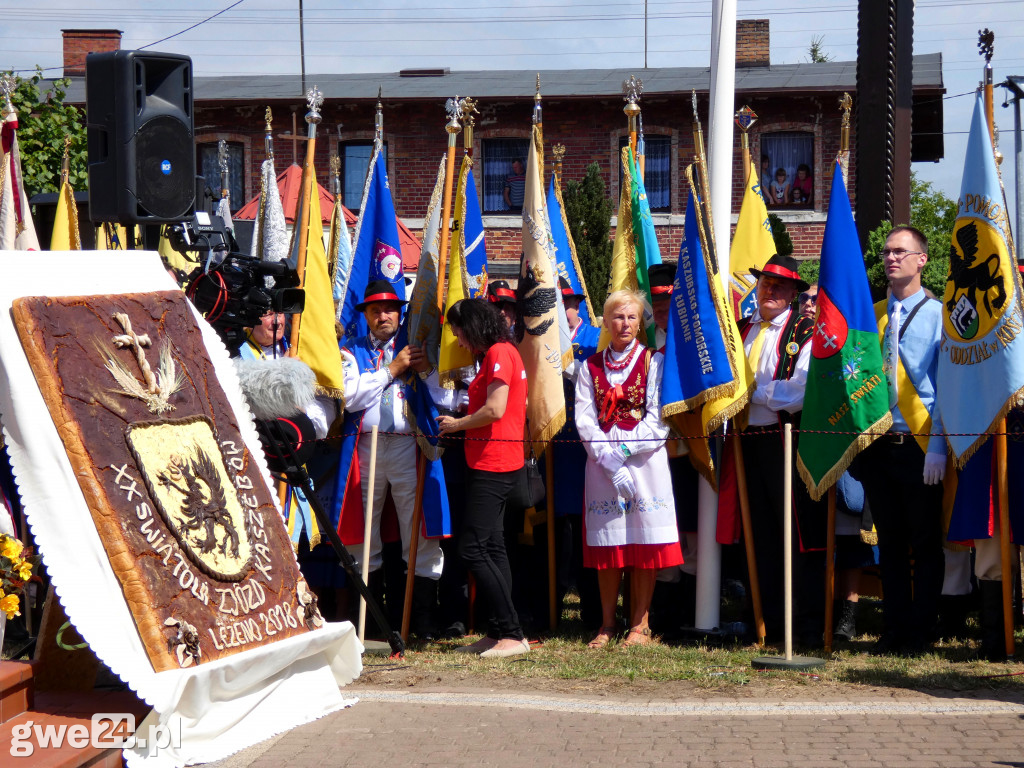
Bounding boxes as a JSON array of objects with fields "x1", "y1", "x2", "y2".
[
  {"x1": 734, "y1": 105, "x2": 758, "y2": 182},
  {"x1": 533, "y1": 73, "x2": 542, "y2": 126},
  {"x1": 264, "y1": 106, "x2": 274, "y2": 159},
  {"x1": 329, "y1": 153, "x2": 341, "y2": 199},
  {"x1": 0, "y1": 74, "x2": 16, "y2": 116},
  {"x1": 623, "y1": 75, "x2": 642, "y2": 155},
  {"x1": 461, "y1": 97, "x2": 478, "y2": 154},
  {"x1": 375, "y1": 86, "x2": 384, "y2": 143},
  {"x1": 61, "y1": 135, "x2": 71, "y2": 185},
  {"x1": 552, "y1": 143, "x2": 566, "y2": 189},
  {"x1": 218, "y1": 139, "x2": 230, "y2": 200},
  {"x1": 305, "y1": 85, "x2": 323, "y2": 138}
]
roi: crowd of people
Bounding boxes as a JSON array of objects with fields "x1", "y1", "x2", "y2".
[{"x1": 232, "y1": 223, "x2": 1019, "y2": 662}]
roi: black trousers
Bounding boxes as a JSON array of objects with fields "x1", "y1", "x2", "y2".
[
  {"x1": 860, "y1": 437, "x2": 944, "y2": 645},
  {"x1": 741, "y1": 427, "x2": 825, "y2": 643},
  {"x1": 460, "y1": 467, "x2": 525, "y2": 640}
]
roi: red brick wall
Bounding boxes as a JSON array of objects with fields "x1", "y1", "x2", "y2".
[
  {"x1": 737, "y1": 20, "x2": 770, "y2": 68},
  {"x1": 62, "y1": 30, "x2": 121, "y2": 77},
  {"x1": 195, "y1": 90, "x2": 854, "y2": 266}
]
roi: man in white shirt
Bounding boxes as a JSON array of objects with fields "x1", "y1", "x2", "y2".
[
  {"x1": 338, "y1": 280, "x2": 443, "y2": 638},
  {"x1": 737, "y1": 254, "x2": 823, "y2": 645}
]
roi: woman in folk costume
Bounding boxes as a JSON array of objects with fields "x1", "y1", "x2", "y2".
[{"x1": 575, "y1": 289, "x2": 682, "y2": 648}]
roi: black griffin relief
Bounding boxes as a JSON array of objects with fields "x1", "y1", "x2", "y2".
[
  {"x1": 519, "y1": 263, "x2": 556, "y2": 337},
  {"x1": 947, "y1": 221, "x2": 1005, "y2": 315}
]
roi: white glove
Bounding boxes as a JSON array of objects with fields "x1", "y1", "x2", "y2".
[
  {"x1": 611, "y1": 467, "x2": 636, "y2": 499},
  {"x1": 923, "y1": 452, "x2": 946, "y2": 485},
  {"x1": 596, "y1": 447, "x2": 627, "y2": 478}
]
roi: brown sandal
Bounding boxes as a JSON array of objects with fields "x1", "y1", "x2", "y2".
[
  {"x1": 587, "y1": 626, "x2": 617, "y2": 649},
  {"x1": 622, "y1": 626, "x2": 653, "y2": 647}
]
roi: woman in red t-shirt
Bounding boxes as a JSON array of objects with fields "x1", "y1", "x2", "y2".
[{"x1": 437, "y1": 298, "x2": 530, "y2": 658}]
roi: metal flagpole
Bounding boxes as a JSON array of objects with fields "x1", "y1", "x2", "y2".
[
  {"x1": 436, "y1": 98, "x2": 463, "y2": 316},
  {"x1": 287, "y1": 86, "x2": 322, "y2": 352},
  {"x1": 980, "y1": 29, "x2": 1016, "y2": 658}
]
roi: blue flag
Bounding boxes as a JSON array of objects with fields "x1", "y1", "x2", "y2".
[
  {"x1": 661, "y1": 186, "x2": 740, "y2": 416},
  {"x1": 338, "y1": 145, "x2": 405, "y2": 340},
  {"x1": 462, "y1": 165, "x2": 489, "y2": 299},
  {"x1": 938, "y1": 93, "x2": 1024, "y2": 465},
  {"x1": 547, "y1": 175, "x2": 595, "y2": 326}
]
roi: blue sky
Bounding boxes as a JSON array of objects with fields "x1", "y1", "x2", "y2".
[{"x1": 5, "y1": 0, "x2": 1024, "y2": 233}]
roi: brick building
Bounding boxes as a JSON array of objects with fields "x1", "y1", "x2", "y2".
[{"x1": 58, "y1": 22, "x2": 943, "y2": 272}]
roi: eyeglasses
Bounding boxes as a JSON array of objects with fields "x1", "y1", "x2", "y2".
[
  {"x1": 799, "y1": 292, "x2": 818, "y2": 304},
  {"x1": 879, "y1": 247, "x2": 924, "y2": 259}
]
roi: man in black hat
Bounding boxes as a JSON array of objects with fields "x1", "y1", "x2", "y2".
[
  {"x1": 647, "y1": 263, "x2": 676, "y2": 350},
  {"x1": 335, "y1": 279, "x2": 443, "y2": 638},
  {"x1": 736, "y1": 253, "x2": 824, "y2": 645},
  {"x1": 488, "y1": 279, "x2": 518, "y2": 333}
]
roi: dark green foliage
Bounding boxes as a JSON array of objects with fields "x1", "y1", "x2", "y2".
[
  {"x1": 768, "y1": 213, "x2": 793, "y2": 257},
  {"x1": 862, "y1": 173, "x2": 956, "y2": 298},
  {"x1": 563, "y1": 162, "x2": 614, "y2": 311},
  {"x1": 798, "y1": 259, "x2": 820, "y2": 286},
  {"x1": 4, "y1": 68, "x2": 87, "y2": 198}
]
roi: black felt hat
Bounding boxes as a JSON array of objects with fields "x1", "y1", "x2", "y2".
[
  {"x1": 749, "y1": 254, "x2": 810, "y2": 292},
  {"x1": 355, "y1": 279, "x2": 408, "y2": 311}
]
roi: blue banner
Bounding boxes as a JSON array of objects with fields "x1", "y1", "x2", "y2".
[
  {"x1": 661, "y1": 190, "x2": 737, "y2": 415},
  {"x1": 547, "y1": 175, "x2": 594, "y2": 326},
  {"x1": 938, "y1": 93, "x2": 1024, "y2": 465},
  {"x1": 339, "y1": 146, "x2": 404, "y2": 341},
  {"x1": 462, "y1": 165, "x2": 489, "y2": 299}
]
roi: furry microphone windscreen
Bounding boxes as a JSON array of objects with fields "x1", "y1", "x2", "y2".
[{"x1": 233, "y1": 357, "x2": 317, "y2": 420}]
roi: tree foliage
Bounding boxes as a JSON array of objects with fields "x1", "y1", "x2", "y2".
[
  {"x1": 863, "y1": 172, "x2": 956, "y2": 298},
  {"x1": 4, "y1": 68, "x2": 87, "y2": 198},
  {"x1": 563, "y1": 162, "x2": 614, "y2": 311},
  {"x1": 768, "y1": 213, "x2": 794, "y2": 257},
  {"x1": 807, "y1": 36, "x2": 835, "y2": 64}
]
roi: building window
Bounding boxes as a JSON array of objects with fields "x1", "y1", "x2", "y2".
[
  {"x1": 617, "y1": 136, "x2": 671, "y2": 212},
  {"x1": 482, "y1": 138, "x2": 530, "y2": 214},
  {"x1": 760, "y1": 132, "x2": 814, "y2": 209},
  {"x1": 340, "y1": 141, "x2": 387, "y2": 212},
  {"x1": 197, "y1": 142, "x2": 244, "y2": 211}
]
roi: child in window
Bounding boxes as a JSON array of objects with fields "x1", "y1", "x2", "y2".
[
  {"x1": 770, "y1": 168, "x2": 789, "y2": 205},
  {"x1": 790, "y1": 164, "x2": 813, "y2": 206}
]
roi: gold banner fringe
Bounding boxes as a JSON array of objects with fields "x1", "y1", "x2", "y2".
[
  {"x1": 661, "y1": 378, "x2": 740, "y2": 421},
  {"x1": 797, "y1": 411, "x2": 893, "y2": 502},
  {"x1": 952, "y1": 384, "x2": 1024, "y2": 470}
]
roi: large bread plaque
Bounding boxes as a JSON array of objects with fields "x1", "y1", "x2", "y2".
[{"x1": 12, "y1": 290, "x2": 322, "y2": 672}]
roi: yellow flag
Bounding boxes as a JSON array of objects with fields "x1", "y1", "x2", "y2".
[
  {"x1": 518, "y1": 123, "x2": 566, "y2": 446},
  {"x1": 293, "y1": 163, "x2": 345, "y2": 399},
  {"x1": 438, "y1": 156, "x2": 474, "y2": 382},
  {"x1": 597, "y1": 147, "x2": 638, "y2": 351},
  {"x1": 50, "y1": 179, "x2": 80, "y2": 250},
  {"x1": 158, "y1": 224, "x2": 197, "y2": 275},
  {"x1": 729, "y1": 158, "x2": 776, "y2": 317},
  {"x1": 95, "y1": 222, "x2": 139, "y2": 250}
]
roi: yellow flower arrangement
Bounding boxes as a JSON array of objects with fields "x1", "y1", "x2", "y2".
[
  {"x1": 0, "y1": 592, "x2": 20, "y2": 620},
  {"x1": 0, "y1": 534, "x2": 36, "y2": 620},
  {"x1": 1, "y1": 536, "x2": 22, "y2": 560}
]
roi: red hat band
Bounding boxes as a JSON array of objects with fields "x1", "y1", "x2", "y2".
[
  {"x1": 489, "y1": 288, "x2": 516, "y2": 302},
  {"x1": 759, "y1": 263, "x2": 802, "y2": 282},
  {"x1": 361, "y1": 291, "x2": 403, "y2": 305},
  {"x1": 650, "y1": 285, "x2": 673, "y2": 295}
]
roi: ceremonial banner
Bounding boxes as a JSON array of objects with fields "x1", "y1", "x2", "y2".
[
  {"x1": 50, "y1": 178, "x2": 81, "y2": 251},
  {"x1": 548, "y1": 174, "x2": 597, "y2": 326},
  {"x1": 338, "y1": 145, "x2": 404, "y2": 340},
  {"x1": 0, "y1": 106, "x2": 39, "y2": 250},
  {"x1": 291, "y1": 158, "x2": 344, "y2": 398},
  {"x1": 630, "y1": 147, "x2": 663, "y2": 347},
  {"x1": 406, "y1": 156, "x2": 446, "y2": 367},
  {"x1": 730, "y1": 157, "x2": 775, "y2": 318},
  {"x1": 598, "y1": 148, "x2": 638, "y2": 351},
  {"x1": 328, "y1": 194, "x2": 354, "y2": 302},
  {"x1": 939, "y1": 92, "x2": 1024, "y2": 465},
  {"x1": 519, "y1": 123, "x2": 566, "y2": 444},
  {"x1": 461, "y1": 161, "x2": 490, "y2": 300},
  {"x1": 438, "y1": 156, "x2": 475, "y2": 379},
  {"x1": 797, "y1": 163, "x2": 891, "y2": 500},
  {"x1": 250, "y1": 158, "x2": 290, "y2": 265},
  {"x1": 661, "y1": 182, "x2": 742, "y2": 417}
]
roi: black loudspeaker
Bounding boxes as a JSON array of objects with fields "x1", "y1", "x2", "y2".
[{"x1": 86, "y1": 50, "x2": 195, "y2": 223}]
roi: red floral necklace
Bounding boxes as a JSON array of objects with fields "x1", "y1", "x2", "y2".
[{"x1": 604, "y1": 340, "x2": 639, "y2": 372}]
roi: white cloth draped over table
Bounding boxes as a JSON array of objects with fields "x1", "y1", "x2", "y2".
[
  {"x1": 0, "y1": 251, "x2": 362, "y2": 768},
  {"x1": 575, "y1": 341, "x2": 677, "y2": 548}
]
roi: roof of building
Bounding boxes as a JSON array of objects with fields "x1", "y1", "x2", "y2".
[{"x1": 58, "y1": 53, "x2": 943, "y2": 104}]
